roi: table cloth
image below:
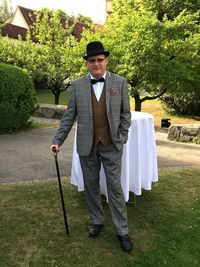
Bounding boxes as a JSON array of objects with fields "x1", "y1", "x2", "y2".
[{"x1": 70, "y1": 111, "x2": 158, "y2": 201}]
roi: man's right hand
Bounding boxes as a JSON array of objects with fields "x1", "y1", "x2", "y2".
[{"x1": 51, "y1": 144, "x2": 59, "y2": 156}]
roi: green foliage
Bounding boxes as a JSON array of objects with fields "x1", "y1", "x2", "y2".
[
  {"x1": 0, "y1": 8, "x2": 85, "y2": 105},
  {"x1": 90, "y1": 5, "x2": 200, "y2": 111},
  {"x1": 28, "y1": 9, "x2": 72, "y2": 103},
  {"x1": 0, "y1": 0, "x2": 12, "y2": 24},
  {"x1": 160, "y1": 0, "x2": 200, "y2": 20},
  {"x1": 161, "y1": 91, "x2": 200, "y2": 116},
  {"x1": 27, "y1": 8, "x2": 86, "y2": 104},
  {"x1": 193, "y1": 134, "x2": 200, "y2": 144},
  {"x1": 111, "y1": 0, "x2": 200, "y2": 20},
  {"x1": 76, "y1": 13, "x2": 93, "y2": 25},
  {"x1": 0, "y1": 35, "x2": 45, "y2": 81},
  {"x1": 0, "y1": 2, "x2": 199, "y2": 112},
  {"x1": 160, "y1": 22, "x2": 200, "y2": 116},
  {"x1": 0, "y1": 63, "x2": 36, "y2": 133},
  {"x1": 0, "y1": 35, "x2": 15, "y2": 64}
]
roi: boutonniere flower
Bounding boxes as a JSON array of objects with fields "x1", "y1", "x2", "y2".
[{"x1": 110, "y1": 88, "x2": 118, "y2": 96}]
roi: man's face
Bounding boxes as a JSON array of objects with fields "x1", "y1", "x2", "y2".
[{"x1": 86, "y1": 54, "x2": 108, "y2": 79}]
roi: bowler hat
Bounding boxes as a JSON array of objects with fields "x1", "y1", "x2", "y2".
[{"x1": 83, "y1": 41, "x2": 110, "y2": 60}]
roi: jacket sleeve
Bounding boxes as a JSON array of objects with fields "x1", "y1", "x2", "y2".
[
  {"x1": 52, "y1": 82, "x2": 77, "y2": 146},
  {"x1": 119, "y1": 78, "x2": 131, "y2": 143}
]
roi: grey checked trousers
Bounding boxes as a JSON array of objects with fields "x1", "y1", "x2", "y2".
[{"x1": 79, "y1": 143, "x2": 128, "y2": 235}]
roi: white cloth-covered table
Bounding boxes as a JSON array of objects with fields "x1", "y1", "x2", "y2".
[{"x1": 70, "y1": 111, "x2": 158, "y2": 201}]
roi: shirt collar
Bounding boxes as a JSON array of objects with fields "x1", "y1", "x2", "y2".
[{"x1": 90, "y1": 72, "x2": 106, "y2": 80}]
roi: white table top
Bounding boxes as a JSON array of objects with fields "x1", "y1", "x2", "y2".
[{"x1": 71, "y1": 111, "x2": 158, "y2": 201}]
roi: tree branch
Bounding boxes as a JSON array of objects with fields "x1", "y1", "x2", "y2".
[{"x1": 141, "y1": 89, "x2": 167, "y2": 102}]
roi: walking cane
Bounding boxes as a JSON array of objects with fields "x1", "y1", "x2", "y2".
[{"x1": 52, "y1": 147, "x2": 69, "y2": 235}]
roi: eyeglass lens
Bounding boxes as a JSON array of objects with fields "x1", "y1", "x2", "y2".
[{"x1": 88, "y1": 57, "x2": 106, "y2": 64}]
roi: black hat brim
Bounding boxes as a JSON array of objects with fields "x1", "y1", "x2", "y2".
[{"x1": 83, "y1": 51, "x2": 110, "y2": 60}]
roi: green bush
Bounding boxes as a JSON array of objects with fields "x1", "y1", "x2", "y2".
[
  {"x1": 193, "y1": 134, "x2": 200, "y2": 145},
  {"x1": 161, "y1": 91, "x2": 200, "y2": 116},
  {"x1": 0, "y1": 63, "x2": 36, "y2": 133}
]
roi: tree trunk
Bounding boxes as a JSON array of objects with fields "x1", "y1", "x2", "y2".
[
  {"x1": 134, "y1": 91, "x2": 142, "y2": 111},
  {"x1": 54, "y1": 91, "x2": 60, "y2": 105},
  {"x1": 133, "y1": 88, "x2": 167, "y2": 111}
]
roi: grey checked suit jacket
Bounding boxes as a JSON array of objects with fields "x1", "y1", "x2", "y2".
[{"x1": 52, "y1": 71, "x2": 131, "y2": 156}]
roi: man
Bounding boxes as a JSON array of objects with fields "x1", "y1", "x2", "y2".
[{"x1": 51, "y1": 41, "x2": 133, "y2": 252}]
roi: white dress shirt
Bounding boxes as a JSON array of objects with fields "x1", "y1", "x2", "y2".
[{"x1": 90, "y1": 73, "x2": 106, "y2": 101}]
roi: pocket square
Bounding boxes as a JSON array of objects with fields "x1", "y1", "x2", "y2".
[{"x1": 110, "y1": 88, "x2": 118, "y2": 96}]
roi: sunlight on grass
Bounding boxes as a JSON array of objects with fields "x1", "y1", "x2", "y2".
[
  {"x1": 131, "y1": 98, "x2": 200, "y2": 128},
  {"x1": 28, "y1": 122, "x2": 52, "y2": 129}
]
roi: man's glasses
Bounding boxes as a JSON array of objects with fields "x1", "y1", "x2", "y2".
[{"x1": 87, "y1": 57, "x2": 106, "y2": 64}]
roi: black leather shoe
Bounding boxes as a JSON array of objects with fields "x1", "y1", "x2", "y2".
[
  {"x1": 117, "y1": 235, "x2": 133, "y2": 252},
  {"x1": 89, "y1": 224, "x2": 104, "y2": 238}
]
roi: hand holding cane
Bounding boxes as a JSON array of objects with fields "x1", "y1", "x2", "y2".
[{"x1": 52, "y1": 146, "x2": 69, "y2": 235}]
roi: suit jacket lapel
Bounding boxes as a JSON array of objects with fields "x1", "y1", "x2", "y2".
[{"x1": 105, "y1": 71, "x2": 111, "y2": 114}]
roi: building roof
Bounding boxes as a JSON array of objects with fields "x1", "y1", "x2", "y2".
[
  {"x1": 1, "y1": 23, "x2": 28, "y2": 40},
  {"x1": 15, "y1": 6, "x2": 36, "y2": 27},
  {"x1": 1, "y1": 5, "x2": 90, "y2": 42}
]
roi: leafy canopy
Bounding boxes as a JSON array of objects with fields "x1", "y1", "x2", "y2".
[
  {"x1": 112, "y1": 0, "x2": 200, "y2": 20},
  {"x1": 89, "y1": 1, "x2": 200, "y2": 110}
]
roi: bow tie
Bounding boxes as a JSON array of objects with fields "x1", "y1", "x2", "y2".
[{"x1": 91, "y1": 77, "x2": 105, "y2": 84}]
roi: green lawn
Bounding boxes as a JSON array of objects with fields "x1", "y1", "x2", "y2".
[
  {"x1": 36, "y1": 89, "x2": 69, "y2": 106},
  {"x1": 0, "y1": 168, "x2": 199, "y2": 267}
]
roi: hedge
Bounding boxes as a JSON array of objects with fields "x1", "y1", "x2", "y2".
[{"x1": 0, "y1": 63, "x2": 36, "y2": 133}]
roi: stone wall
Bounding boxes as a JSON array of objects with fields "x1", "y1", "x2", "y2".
[
  {"x1": 34, "y1": 103, "x2": 66, "y2": 119},
  {"x1": 168, "y1": 124, "x2": 200, "y2": 142}
]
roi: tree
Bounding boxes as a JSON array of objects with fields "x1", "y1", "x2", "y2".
[
  {"x1": 92, "y1": 8, "x2": 200, "y2": 111},
  {"x1": 0, "y1": 8, "x2": 85, "y2": 105},
  {"x1": 76, "y1": 14, "x2": 93, "y2": 25},
  {"x1": 0, "y1": 0, "x2": 12, "y2": 24},
  {"x1": 111, "y1": 0, "x2": 200, "y2": 20},
  {"x1": 28, "y1": 8, "x2": 80, "y2": 104},
  {"x1": 160, "y1": 30, "x2": 200, "y2": 116},
  {"x1": 0, "y1": 34, "x2": 45, "y2": 79},
  {"x1": 0, "y1": 8, "x2": 86, "y2": 105}
]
